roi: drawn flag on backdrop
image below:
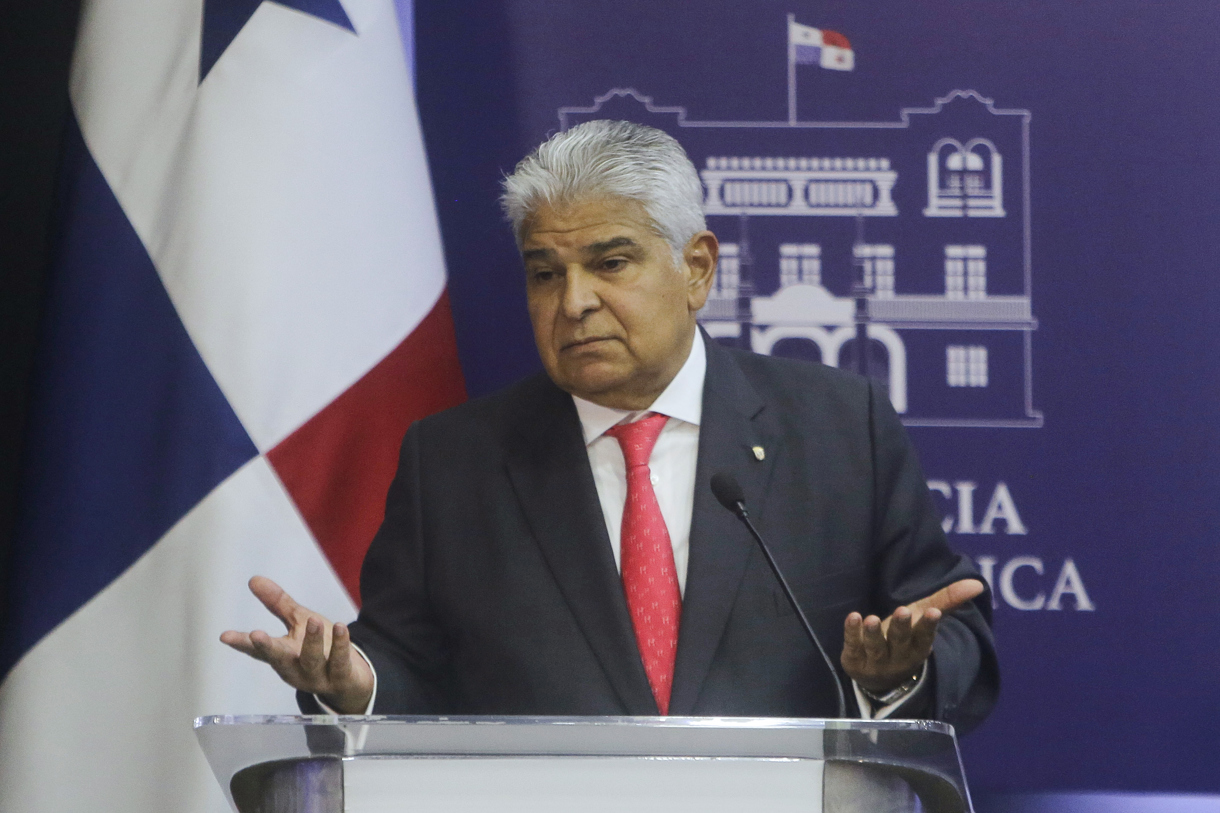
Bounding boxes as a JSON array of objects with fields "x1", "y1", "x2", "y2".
[
  {"x1": 0, "y1": 0, "x2": 465, "y2": 811},
  {"x1": 789, "y1": 20, "x2": 855, "y2": 71}
]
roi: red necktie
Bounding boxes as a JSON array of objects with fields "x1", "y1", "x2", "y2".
[{"x1": 605, "y1": 413, "x2": 681, "y2": 715}]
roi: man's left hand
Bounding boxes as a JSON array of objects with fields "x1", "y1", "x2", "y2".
[{"x1": 840, "y1": 578, "x2": 985, "y2": 694}]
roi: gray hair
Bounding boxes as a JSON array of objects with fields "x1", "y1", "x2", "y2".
[{"x1": 500, "y1": 120, "x2": 707, "y2": 261}]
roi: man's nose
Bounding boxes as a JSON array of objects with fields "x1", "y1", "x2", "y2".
[{"x1": 560, "y1": 267, "x2": 600, "y2": 319}]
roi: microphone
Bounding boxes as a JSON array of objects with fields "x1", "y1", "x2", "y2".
[{"x1": 710, "y1": 472, "x2": 847, "y2": 718}]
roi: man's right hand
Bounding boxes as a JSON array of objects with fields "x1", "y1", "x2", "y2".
[{"x1": 220, "y1": 576, "x2": 374, "y2": 714}]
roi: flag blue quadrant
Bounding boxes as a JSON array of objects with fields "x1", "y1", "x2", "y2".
[
  {"x1": 793, "y1": 44, "x2": 821, "y2": 65},
  {"x1": 200, "y1": 0, "x2": 356, "y2": 81},
  {"x1": 0, "y1": 115, "x2": 259, "y2": 677}
]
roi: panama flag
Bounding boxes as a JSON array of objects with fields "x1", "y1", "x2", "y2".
[
  {"x1": 789, "y1": 19, "x2": 855, "y2": 71},
  {"x1": 0, "y1": 0, "x2": 466, "y2": 810}
]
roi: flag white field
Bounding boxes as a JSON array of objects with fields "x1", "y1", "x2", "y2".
[{"x1": 0, "y1": 1, "x2": 449, "y2": 811}]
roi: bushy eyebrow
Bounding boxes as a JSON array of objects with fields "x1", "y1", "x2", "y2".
[
  {"x1": 521, "y1": 236, "x2": 642, "y2": 265},
  {"x1": 521, "y1": 247, "x2": 555, "y2": 263}
]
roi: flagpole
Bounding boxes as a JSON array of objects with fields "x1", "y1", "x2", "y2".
[{"x1": 787, "y1": 13, "x2": 797, "y2": 124}]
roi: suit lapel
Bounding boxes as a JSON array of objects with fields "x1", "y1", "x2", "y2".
[
  {"x1": 503, "y1": 376, "x2": 658, "y2": 715},
  {"x1": 668, "y1": 338, "x2": 779, "y2": 715}
]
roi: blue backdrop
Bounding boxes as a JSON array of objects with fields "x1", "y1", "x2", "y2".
[{"x1": 413, "y1": 0, "x2": 1220, "y2": 804}]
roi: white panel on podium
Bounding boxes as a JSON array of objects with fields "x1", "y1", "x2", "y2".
[{"x1": 345, "y1": 757, "x2": 823, "y2": 813}]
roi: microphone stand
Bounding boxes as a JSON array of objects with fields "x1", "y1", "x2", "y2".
[{"x1": 713, "y1": 473, "x2": 848, "y2": 718}]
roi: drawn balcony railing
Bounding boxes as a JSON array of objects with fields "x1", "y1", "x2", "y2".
[
  {"x1": 701, "y1": 157, "x2": 898, "y2": 217},
  {"x1": 868, "y1": 295, "x2": 1033, "y2": 327},
  {"x1": 701, "y1": 293, "x2": 1034, "y2": 328}
]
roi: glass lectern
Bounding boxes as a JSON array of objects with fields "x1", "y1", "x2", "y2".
[{"x1": 195, "y1": 715, "x2": 973, "y2": 812}]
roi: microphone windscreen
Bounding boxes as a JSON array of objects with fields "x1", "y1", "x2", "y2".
[{"x1": 710, "y1": 471, "x2": 746, "y2": 511}]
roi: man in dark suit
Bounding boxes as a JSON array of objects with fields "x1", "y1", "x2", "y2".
[{"x1": 223, "y1": 120, "x2": 997, "y2": 733}]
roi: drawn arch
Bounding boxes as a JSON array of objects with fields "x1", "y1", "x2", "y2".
[
  {"x1": 826, "y1": 325, "x2": 908, "y2": 414},
  {"x1": 752, "y1": 325, "x2": 835, "y2": 364},
  {"x1": 925, "y1": 138, "x2": 965, "y2": 216},
  {"x1": 935, "y1": 138, "x2": 968, "y2": 182},
  {"x1": 962, "y1": 137, "x2": 1004, "y2": 216}
]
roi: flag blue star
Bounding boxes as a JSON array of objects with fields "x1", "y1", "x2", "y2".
[{"x1": 200, "y1": 0, "x2": 355, "y2": 82}]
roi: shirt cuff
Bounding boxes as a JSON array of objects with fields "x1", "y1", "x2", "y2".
[
  {"x1": 313, "y1": 642, "x2": 377, "y2": 715},
  {"x1": 851, "y1": 661, "x2": 929, "y2": 720}
]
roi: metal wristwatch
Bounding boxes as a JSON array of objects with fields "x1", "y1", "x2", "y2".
[{"x1": 860, "y1": 672, "x2": 921, "y2": 707}]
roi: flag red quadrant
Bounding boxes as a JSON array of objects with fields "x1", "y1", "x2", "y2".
[
  {"x1": 822, "y1": 30, "x2": 850, "y2": 49},
  {"x1": 268, "y1": 291, "x2": 466, "y2": 604}
]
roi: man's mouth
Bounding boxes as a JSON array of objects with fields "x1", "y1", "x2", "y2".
[{"x1": 562, "y1": 336, "x2": 616, "y2": 351}]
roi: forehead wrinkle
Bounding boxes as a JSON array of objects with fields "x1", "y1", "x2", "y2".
[
  {"x1": 583, "y1": 236, "x2": 641, "y2": 256},
  {"x1": 522, "y1": 195, "x2": 651, "y2": 233}
]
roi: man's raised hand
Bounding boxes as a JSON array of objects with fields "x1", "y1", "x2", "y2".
[
  {"x1": 840, "y1": 578, "x2": 985, "y2": 694},
  {"x1": 220, "y1": 576, "x2": 374, "y2": 714}
]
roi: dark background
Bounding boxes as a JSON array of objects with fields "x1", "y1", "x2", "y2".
[
  {"x1": 0, "y1": 0, "x2": 82, "y2": 644},
  {"x1": 5, "y1": 0, "x2": 1219, "y2": 801}
]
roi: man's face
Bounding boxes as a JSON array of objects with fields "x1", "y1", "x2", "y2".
[{"x1": 520, "y1": 196, "x2": 717, "y2": 410}]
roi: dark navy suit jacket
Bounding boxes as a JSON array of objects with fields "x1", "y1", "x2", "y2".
[{"x1": 303, "y1": 336, "x2": 998, "y2": 733}]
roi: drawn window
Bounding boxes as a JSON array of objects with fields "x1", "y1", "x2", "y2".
[
  {"x1": 779, "y1": 243, "x2": 821, "y2": 287},
  {"x1": 947, "y1": 345, "x2": 988, "y2": 387},
  {"x1": 947, "y1": 148, "x2": 987, "y2": 198},
  {"x1": 855, "y1": 244, "x2": 895, "y2": 298},
  {"x1": 713, "y1": 243, "x2": 740, "y2": 299},
  {"x1": 925, "y1": 138, "x2": 1005, "y2": 218},
  {"x1": 941, "y1": 143, "x2": 968, "y2": 198},
  {"x1": 968, "y1": 142, "x2": 997, "y2": 204},
  {"x1": 945, "y1": 245, "x2": 986, "y2": 299}
]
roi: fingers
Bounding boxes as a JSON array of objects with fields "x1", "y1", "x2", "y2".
[
  {"x1": 327, "y1": 623, "x2": 353, "y2": 684},
  {"x1": 219, "y1": 630, "x2": 257, "y2": 656},
  {"x1": 908, "y1": 606, "x2": 941, "y2": 656},
  {"x1": 889, "y1": 600, "x2": 942, "y2": 664},
  {"x1": 298, "y1": 616, "x2": 328, "y2": 677},
  {"x1": 841, "y1": 611, "x2": 867, "y2": 672},
  {"x1": 248, "y1": 576, "x2": 300, "y2": 630},
  {"x1": 843, "y1": 612, "x2": 882, "y2": 654},
  {"x1": 249, "y1": 576, "x2": 337, "y2": 642},
  {"x1": 842, "y1": 612, "x2": 863, "y2": 653},
  {"x1": 842, "y1": 612, "x2": 888, "y2": 662},
  {"x1": 887, "y1": 605, "x2": 914, "y2": 654},
  {"x1": 910, "y1": 578, "x2": 985, "y2": 615},
  {"x1": 248, "y1": 628, "x2": 288, "y2": 667},
  {"x1": 224, "y1": 580, "x2": 359, "y2": 697},
  {"x1": 221, "y1": 618, "x2": 345, "y2": 696},
  {"x1": 841, "y1": 604, "x2": 940, "y2": 691},
  {"x1": 861, "y1": 615, "x2": 886, "y2": 661},
  {"x1": 221, "y1": 628, "x2": 295, "y2": 667},
  {"x1": 319, "y1": 623, "x2": 377, "y2": 713}
]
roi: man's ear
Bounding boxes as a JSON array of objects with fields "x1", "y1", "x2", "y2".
[{"x1": 683, "y1": 231, "x2": 719, "y2": 312}]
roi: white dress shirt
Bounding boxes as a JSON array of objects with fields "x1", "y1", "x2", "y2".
[
  {"x1": 572, "y1": 331, "x2": 706, "y2": 597},
  {"x1": 328, "y1": 330, "x2": 920, "y2": 718}
]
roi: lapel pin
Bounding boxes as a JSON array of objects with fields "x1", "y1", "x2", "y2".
[{"x1": 752, "y1": 446, "x2": 765, "y2": 461}]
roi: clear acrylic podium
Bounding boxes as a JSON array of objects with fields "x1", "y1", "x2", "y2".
[{"x1": 195, "y1": 715, "x2": 973, "y2": 813}]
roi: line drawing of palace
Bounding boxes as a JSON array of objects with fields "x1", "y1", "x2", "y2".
[{"x1": 559, "y1": 88, "x2": 1043, "y2": 428}]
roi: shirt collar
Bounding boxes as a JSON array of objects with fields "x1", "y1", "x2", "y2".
[{"x1": 572, "y1": 329, "x2": 706, "y2": 446}]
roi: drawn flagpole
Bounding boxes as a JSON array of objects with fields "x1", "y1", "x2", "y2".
[
  {"x1": 787, "y1": 15, "x2": 855, "y2": 123},
  {"x1": 788, "y1": 13, "x2": 798, "y2": 124}
]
